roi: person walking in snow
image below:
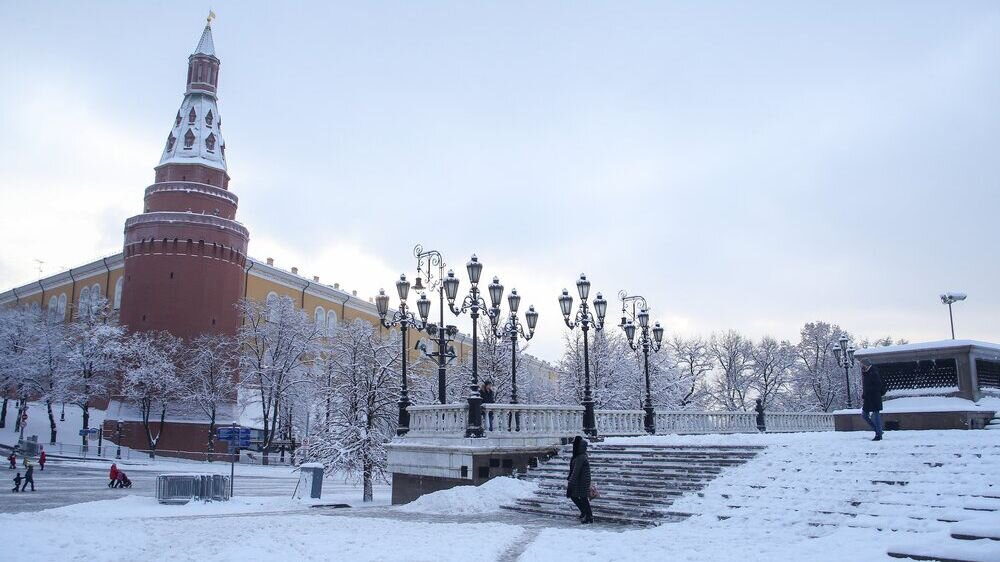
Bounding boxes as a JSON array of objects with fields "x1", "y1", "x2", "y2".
[
  {"x1": 860, "y1": 359, "x2": 888, "y2": 441},
  {"x1": 7, "y1": 452, "x2": 14, "y2": 469},
  {"x1": 38, "y1": 449, "x2": 46, "y2": 471},
  {"x1": 12, "y1": 472, "x2": 22, "y2": 492},
  {"x1": 20, "y1": 463, "x2": 34, "y2": 492},
  {"x1": 567, "y1": 435, "x2": 593, "y2": 524},
  {"x1": 108, "y1": 463, "x2": 119, "y2": 488}
]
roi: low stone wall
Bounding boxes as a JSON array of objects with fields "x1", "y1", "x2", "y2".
[{"x1": 834, "y1": 410, "x2": 996, "y2": 431}]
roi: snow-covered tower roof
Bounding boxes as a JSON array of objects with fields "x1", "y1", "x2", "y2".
[
  {"x1": 158, "y1": 16, "x2": 226, "y2": 173},
  {"x1": 194, "y1": 22, "x2": 216, "y2": 56}
]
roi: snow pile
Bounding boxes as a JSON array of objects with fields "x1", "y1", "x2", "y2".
[{"x1": 399, "y1": 477, "x2": 537, "y2": 515}]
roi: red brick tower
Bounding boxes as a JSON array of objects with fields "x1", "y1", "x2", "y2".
[{"x1": 120, "y1": 21, "x2": 249, "y2": 338}]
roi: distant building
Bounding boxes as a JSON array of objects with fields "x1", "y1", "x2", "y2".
[{"x1": 0, "y1": 21, "x2": 558, "y2": 456}]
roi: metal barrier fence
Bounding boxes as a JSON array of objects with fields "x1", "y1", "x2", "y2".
[{"x1": 156, "y1": 473, "x2": 231, "y2": 504}]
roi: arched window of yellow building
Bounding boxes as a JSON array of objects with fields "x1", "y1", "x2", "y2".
[
  {"x1": 113, "y1": 278, "x2": 124, "y2": 310},
  {"x1": 326, "y1": 310, "x2": 338, "y2": 336},
  {"x1": 314, "y1": 306, "x2": 326, "y2": 334},
  {"x1": 79, "y1": 286, "x2": 91, "y2": 315},
  {"x1": 266, "y1": 292, "x2": 279, "y2": 322}
]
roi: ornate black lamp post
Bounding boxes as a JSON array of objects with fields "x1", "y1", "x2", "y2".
[
  {"x1": 832, "y1": 335, "x2": 856, "y2": 408},
  {"x1": 558, "y1": 274, "x2": 608, "y2": 438},
  {"x1": 618, "y1": 291, "x2": 664, "y2": 434},
  {"x1": 488, "y1": 288, "x2": 539, "y2": 405},
  {"x1": 376, "y1": 274, "x2": 431, "y2": 435},
  {"x1": 412, "y1": 245, "x2": 459, "y2": 404},
  {"x1": 443, "y1": 255, "x2": 505, "y2": 438}
]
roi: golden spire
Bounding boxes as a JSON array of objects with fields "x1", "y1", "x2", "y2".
[{"x1": 207, "y1": 10, "x2": 216, "y2": 26}]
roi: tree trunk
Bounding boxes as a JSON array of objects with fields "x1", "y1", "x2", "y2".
[
  {"x1": 82, "y1": 405, "x2": 90, "y2": 452},
  {"x1": 363, "y1": 459, "x2": 373, "y2": 502},
  {"x1": 46, "y1": 400, "x2": 57, "y2": 444},
  {"x1": 207, "y1": 409, "x2": 216, "y2": 460},
  {"x1": 0, "y1": 396, "x2": 7, "y2": 428}
]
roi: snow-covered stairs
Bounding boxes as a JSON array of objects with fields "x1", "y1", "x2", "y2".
[
  {"x1": 986, "y1": 413, "x2": 1000, "y2": 431},
  {"x1": 887, "y1": 512, "x2": 1000, "y2": 561},
  {"x1": 500, "y1": 443, "x2": 764, "y2": 525},
  {"x1": 669, "y1": 440, "x2": 1000, "y2": 537}
]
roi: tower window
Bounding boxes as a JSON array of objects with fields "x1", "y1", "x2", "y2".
[
  {"x1": 184, "y1": 129, "x2": 195, "y2": 149},
  {"x1": 166, "y1": 133, "x2": 175, "y2": 151},
  {"x1": 188, "y1": 107, "x2": 197, "y2": 123},
  {"x1": 206, "y1": 110, "x2": 214, "y2": 127},
  {"x1": 220, "y1": 143, "x2": 226, "y2": 156},
  {"x1": 175, "y1": 111, "x2": 181, "y2": 126},
  {"x1": 206, "y1": 133, "x2": 216, "y2": 152}
]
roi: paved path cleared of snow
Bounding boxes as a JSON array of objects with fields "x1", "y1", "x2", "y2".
[{"x1": 0, "y1": 456, "x2": 353, "y2": 514}]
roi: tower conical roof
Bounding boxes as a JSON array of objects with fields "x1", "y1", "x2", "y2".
[
  {"x1": 159, "y1": 20, "x2": 226, "y2": 172},
  {"x1": 194, "y1": 23, "x2": 215, "y2": 56}
]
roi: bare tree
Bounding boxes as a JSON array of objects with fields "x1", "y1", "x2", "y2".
[
  {"x1": 708, "y1": 330, "x2": 755, "y2": 411},
  {"x1": 790, "y1": 321, "x2": 850, "y2": 412},
  {"x1": 120, "y1": 330, "x2": 182, "y2": 458},
  {"x1": 62, "y1": 298, "x2": 124, "y2": 451},
  {"x1": 0, "y1": 308, "x2": 34, "y2": 432},
  {"x1": 22, "y1": 311, "x2": 68, "y2": 444},
  {"x1": 306, "y1": 319, "x2": 400, "y2": 502},
  {"x1": 182, "y1": 334, "x2": 239, "y2": 457},
  {"x1": 557, "y1": 330, "x2": 639, "y2": 409},
  {"x1": 750, "y1": 336, "x2": 795, "y2": 409},
  {"x1": 238, "y1": 295, "x2": 322, "y2": 464},
  {"x1": 665, "y1": 335, "x2": 713, "y2": 409}
]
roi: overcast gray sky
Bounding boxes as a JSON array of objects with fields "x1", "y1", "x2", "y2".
[{"x1": 1, "y1": 1, "x2": 998, "y2": 361}]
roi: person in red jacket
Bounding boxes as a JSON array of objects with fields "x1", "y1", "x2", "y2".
[
  {"x1": 108, "y1": 463, "x2": 119, "y2": 488},
  {"x1": 38, "y1": 449, "x2": 46, "y2": 471},
  {"x1": 6, "y1": 452, "x2": 14, "y2": 470}
]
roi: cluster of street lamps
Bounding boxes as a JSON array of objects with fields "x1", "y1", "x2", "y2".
[
  {"x1": 377, "y1": 251, "x2": 676, "y2": 439},
  {"x1": 377, "y1": 249, "x2": 539, "y2": 438}
]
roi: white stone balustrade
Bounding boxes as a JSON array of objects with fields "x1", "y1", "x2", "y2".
[
  {"x1": 764, "y1": 412, "x2": 835, "y2": 432},
  {"x1": 407, "y1": 404, "x2": 468, "y2": 436},
  {"x1": 595, "y1": 410, "x2": 646, "y2": 436},
  {"x1": 482, "y1": 404, "x2": 584, "y2": 437},
  {"x1": 405, "y1": 403, "x2": 834, "y2": 438},
  {"x1": 655, "y1": 411, "x2": 759, "y2": 434}
]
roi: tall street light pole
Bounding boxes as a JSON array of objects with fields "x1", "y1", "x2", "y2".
[
  {"x1": 376, "y1": 274, "x2": 430, "y2": 436},
  {"x1": 619, "y1": 291, "x2": 664, "y2": 434},
  {"x1": 559, "y1": 274, "x2": 608, "y2": 438},
  {"x1": 443, "y1": 255, "x2": 504, "y2": 438},
  {"x1": 832, "y1": 335, "x2": 856, "y2": 409},
  {"x1": 940, "y1": 292, "x2": 967, "y2": 340},
  {"x1": 413, "y1": 245, "x2": 458, "y2": 404},
  {"x1": 488, "y1": 288, "x2": 539, "y2": 406}
]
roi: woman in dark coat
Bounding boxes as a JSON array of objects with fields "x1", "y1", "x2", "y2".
[
  {"x1": 860, "y1": 359, "x2": 888, "y2": 441},
  {"x1": 567, "y1": 435, "x2": 593, "y2": 523}
]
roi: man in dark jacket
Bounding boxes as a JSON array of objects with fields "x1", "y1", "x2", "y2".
[
  {"x1": 21, "y1": 463, "x2": 34, "y2": 492},
  {"x1": 860, "y1": 359, "x2": 888, "y2": 441},
  {"x1": 567, "y1": 435, "x2": 593, "y2": 524}
]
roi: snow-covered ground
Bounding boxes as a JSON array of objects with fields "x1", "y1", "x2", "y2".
[
  {"x1": 0, "y1": 401, "x2": 107, "y2": 450},
  {"x1": 2, "y1": 429, "x2": 997, "y2": 561}
]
